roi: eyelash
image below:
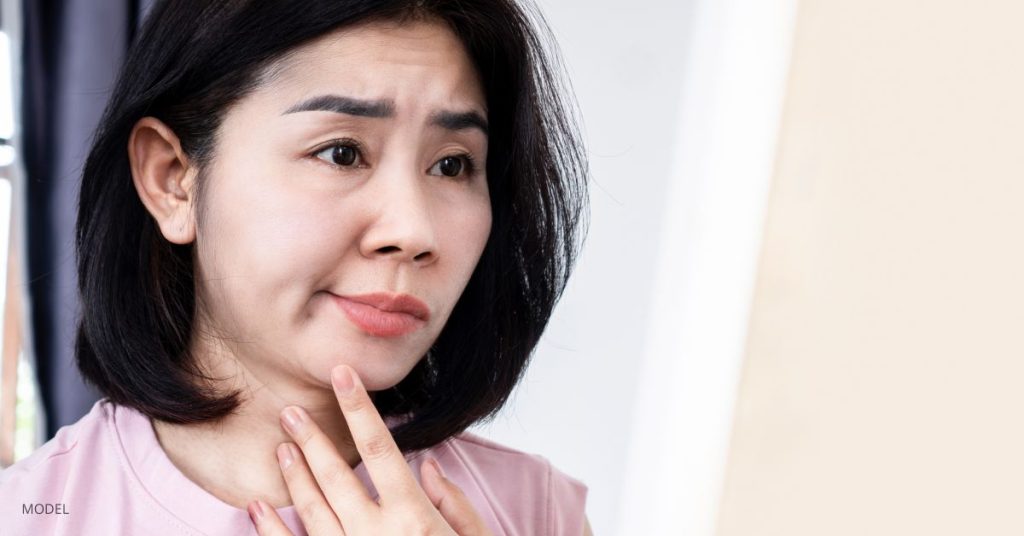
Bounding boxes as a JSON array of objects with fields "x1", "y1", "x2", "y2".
[{"x1": 311, "y1": 138, "x2": 478, "y2": 179}]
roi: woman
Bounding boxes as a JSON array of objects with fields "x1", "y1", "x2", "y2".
[{"x1": 0, "y1": 0, "x2": 590, "y2": 534}]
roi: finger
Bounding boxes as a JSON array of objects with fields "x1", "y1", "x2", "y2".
[
  {"x1": 276, "y1": 442, "x2": 347, "y2": 535},
  {"x1": 331, "y1": 365, "x2": 422, "y2": 505},
  {"x1": 280, "y1": 405, "x2": 377, "y2": 525},
  {"x1": 248, "y1": 499, "x2": 295, "y2": 536},
  {"x1": 420, "y1": 458, "x2": 491, "y2": 536}
]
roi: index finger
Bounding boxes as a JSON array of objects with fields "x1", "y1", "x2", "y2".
[{"x1": 332, "y1": 365, "x2": 423, "y2": 506}]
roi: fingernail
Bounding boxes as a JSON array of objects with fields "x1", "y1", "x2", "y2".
[
  {"x1": 332, "y1": 366, "x2": 355, "y2": 394},
  {"x1": 277, "y1": 443, "x2": 294, "y2": 470},
  {"x1": 428, "y1": 458, "x2": 446, "y2": 479},
  {"x1": 248, "y1": 500, "x2": 265, "y2": 524},
  {"x1": 281, "y1": 407, "x2": 304, "y2": 435}
]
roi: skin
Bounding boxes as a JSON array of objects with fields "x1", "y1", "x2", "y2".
[{"x1": 129, "y1": 18, "x2": 593, "y2": 536}]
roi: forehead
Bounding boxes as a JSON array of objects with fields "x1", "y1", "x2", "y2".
[{"x1": 255, "y1": 18, "x2": 486, "y2": 115}]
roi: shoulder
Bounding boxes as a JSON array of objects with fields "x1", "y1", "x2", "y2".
[
  {"x1": 0, "y1": 399, "x2": 113, "y2": 522},
  {"x1": 0, "y1": 399, "x2": 112, "y2": 485},
  {"x1": 440, "y1": 432, "x2": 588, "y2": 494},
  {"x1": 427, "y1": 432, "x2": 588, "y2": 536}
]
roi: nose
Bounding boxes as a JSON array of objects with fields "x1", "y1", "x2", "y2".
[{"x1": 359, "y1": 167, "x2": 438, "y2": 266}]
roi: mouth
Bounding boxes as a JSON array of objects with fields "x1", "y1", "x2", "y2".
[{"x1": 328, "y1": 292, "x2": 430, "y2": 337}]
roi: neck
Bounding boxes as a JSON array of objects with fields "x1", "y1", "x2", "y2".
[{"x1": 150, "y1": 343, "x2": 360, "y2": 510}]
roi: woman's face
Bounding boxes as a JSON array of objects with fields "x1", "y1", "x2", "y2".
[{"x1": 191, "y1": 19, "x2": 491, "y2": 393}]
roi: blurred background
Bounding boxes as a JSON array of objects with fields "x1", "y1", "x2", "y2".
[{"x1": 3, "y1": 0, "x2": 1024, "y2": 535}]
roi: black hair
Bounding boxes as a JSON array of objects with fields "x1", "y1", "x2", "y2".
[{"x1": 75, "y1": 0, "x2": 588, "y2": 453}]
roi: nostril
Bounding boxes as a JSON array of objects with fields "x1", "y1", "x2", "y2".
[{"x1": 373, "y1": 245, "x2": 434, "y2": 262}]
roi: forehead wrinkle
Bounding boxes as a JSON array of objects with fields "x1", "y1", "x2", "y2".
[{"x1": 254, "y1": 20, "x2": 487, "y2": 124}]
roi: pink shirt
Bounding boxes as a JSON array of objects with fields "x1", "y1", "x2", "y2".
[{"x1": 0, "y1": 398, "x2": 587, "y2": 535}]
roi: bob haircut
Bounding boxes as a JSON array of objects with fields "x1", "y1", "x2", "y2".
[{"x1": 75, "y1": 0, "x2": 588, "y2": 453}]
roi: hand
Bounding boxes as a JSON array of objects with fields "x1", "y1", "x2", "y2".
[{"x1": 247, "y1": 364, "x2": 494, "y2": 536}]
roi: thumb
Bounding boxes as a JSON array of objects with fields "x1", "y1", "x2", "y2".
[{"x1": 420, "y1": 458, "x2": 491, "y2": 536}]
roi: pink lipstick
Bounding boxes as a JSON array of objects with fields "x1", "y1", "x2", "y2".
[{"x1": 329, "y1": 292, "x2": 429, "y2": 337}]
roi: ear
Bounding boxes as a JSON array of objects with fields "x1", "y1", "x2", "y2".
[{"x1": 128, "y1": 116, "x2": 199, "y2": 245}]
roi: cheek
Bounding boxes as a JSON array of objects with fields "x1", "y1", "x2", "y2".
[
  {"x1": 195, "y1": 163, "x2": 355, "y2": 322},
  {"x1": 441, "y1": 195, "x2": 492, "y2": 276}
]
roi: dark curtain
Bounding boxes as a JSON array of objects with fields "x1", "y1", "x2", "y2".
[{"x1": 21, "y1": 0, "x2": 155, "y2": 439}]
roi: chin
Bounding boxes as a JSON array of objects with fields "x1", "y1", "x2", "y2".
[
  {"x1": 309, "y1": 354, "x2": 420, "y2": 393},
  {"x1": 354, "y1": 365, "x2": 412, "y2": 392},
  {"x1": 301, "y1": 324, "x2": 432, "y2": 393}
]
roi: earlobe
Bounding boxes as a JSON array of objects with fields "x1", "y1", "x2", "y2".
[{"x1": 128, "y1": 116, "x2": 198, "y2": 245}]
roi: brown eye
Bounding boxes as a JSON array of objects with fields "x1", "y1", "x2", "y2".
[
  {"x1": 428, "y1": 154, "x2": 476, "y2": 178},
  {"x1": 439, "y1": 156, "x2": 462, "y2": 176},
  {"x1": 314, "y1": 142, "x2": 361, "y2": 167}
]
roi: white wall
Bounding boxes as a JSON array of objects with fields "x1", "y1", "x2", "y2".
[
  {"x1": 470, "y1": 1, "x2": 696, "y2": 534},
  {"x1": 470, "y1": 1, "x2": 797, "y2": 535}
]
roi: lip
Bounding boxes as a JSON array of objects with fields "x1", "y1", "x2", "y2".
[{"x1": 329, "y1": 292, "x2": 430, "y2": 337}]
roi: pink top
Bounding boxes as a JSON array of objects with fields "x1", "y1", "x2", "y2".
[{"x1": 0, "y1": 398, "x2": 587, "y2": 535}]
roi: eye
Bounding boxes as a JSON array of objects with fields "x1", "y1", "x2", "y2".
[
  {"x1": 313, "y1": 140, "x2": 364, "y2": 167},
  {"x1": 428, "y1": 154, "x2": 476, "y2": 179}
]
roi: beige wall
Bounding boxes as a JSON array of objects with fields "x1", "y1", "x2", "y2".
[{"x1": 716, "y1": 1, "x2": 1024, "y2": 535}]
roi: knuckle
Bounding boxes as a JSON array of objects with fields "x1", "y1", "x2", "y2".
[
  {"x1": 318, "y1": 460, "x2": 348, "y2": 487},
  {"x1": 298, "y1": 501, "x2": 319, "y2": 521},
  {"x1": 293, "y1": 428, "x2": 317, "y2": 449},
  {"x1": 297, "y1": 501, "x2": 328, "y2": 531},
  {"x1": 361, "y1": 434, "x2": 394, "y2": 461},
  {"x1": 447, "y1": 481, "x2": 468, "y2": 501},
  {"x1": 343, "y1": 392, "x2": 373, "y2": 414},
  {"x1": 396, "y1": 517, "x2": 432, "y2": 536}
]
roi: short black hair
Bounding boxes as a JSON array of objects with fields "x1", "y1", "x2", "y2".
[{"x1": 75, "y1": 0, "x2": 588, "y2": 453}]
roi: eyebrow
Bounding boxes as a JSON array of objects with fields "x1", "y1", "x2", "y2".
[{"x1": 282, "y1": 94, "x2": 488, "y2": 135}]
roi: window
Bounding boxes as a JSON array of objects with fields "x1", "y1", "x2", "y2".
[{"x1": 0, "y1": 0, "x2": 42, "y2": 469}]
